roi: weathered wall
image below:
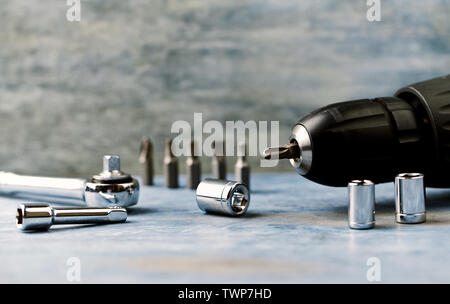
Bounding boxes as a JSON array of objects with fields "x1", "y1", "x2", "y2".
[{"x1": 0, "y1": 1, "x2": 449, "y2": 176}]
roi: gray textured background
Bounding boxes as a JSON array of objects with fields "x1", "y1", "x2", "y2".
[{"x1": 0, "y1": 0, "x2": 449, "y2": 177}]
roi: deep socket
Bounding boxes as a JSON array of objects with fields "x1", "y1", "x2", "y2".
[{"x1": 16, "y1": 203, "x2": 127, "y2": 231}]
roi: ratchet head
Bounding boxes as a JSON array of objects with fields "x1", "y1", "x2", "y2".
[{"x1": 84, "y1": 155, "x2": 140, "y2": 208}]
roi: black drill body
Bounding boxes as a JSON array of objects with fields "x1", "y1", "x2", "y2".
[{"x1": 290, "y1": 75, "x2": 450, "y2": 187}]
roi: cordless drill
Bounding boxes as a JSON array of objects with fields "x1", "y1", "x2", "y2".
[{"x1": 265, "y1": 75, "x2": 450, "y2": 187}]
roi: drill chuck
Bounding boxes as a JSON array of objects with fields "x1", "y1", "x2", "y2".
[{"x1": 266, "y1": 74, "x2": 450, "y2": 187}]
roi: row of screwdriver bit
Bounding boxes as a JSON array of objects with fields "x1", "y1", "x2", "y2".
[{"x1": 139, "y1": 138, "x2": 250, "y2": 190}]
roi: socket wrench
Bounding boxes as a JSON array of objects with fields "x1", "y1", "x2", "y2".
[{"x1": 0, "y1": 155, "x2": 139, "y2": 208}]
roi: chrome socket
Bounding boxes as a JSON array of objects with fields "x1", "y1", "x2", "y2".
[
  {"x1": 395, "y1": 173, "x2": 426, "y2": 224},
  {"x1": 196, "y1": 179, "x2": 250, "y2": 216},
  {"x1": 348, "y1": 180, "x2": 375, "y2": 229}
]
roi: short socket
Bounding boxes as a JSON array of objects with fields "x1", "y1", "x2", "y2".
[
  {"x1": 395, "y1": 173, "x2": 426, "y2": 224},
  {"x1": 348, "y1": 180, "x2": 375, "y2": 229},
  {"x1": 196, "y1": 179, "x2": 250, "y2": 216}
]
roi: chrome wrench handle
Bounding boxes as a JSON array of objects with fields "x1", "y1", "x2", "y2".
[{"x1": 0, "y1": 172, "x2": 86, "y2": 201}]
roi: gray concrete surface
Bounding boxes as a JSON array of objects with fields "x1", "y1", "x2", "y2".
[{"x1": 1, "y1": 173, "x2": 449, "y2": 283}]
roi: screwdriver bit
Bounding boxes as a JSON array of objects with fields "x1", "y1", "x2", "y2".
[
  {"x1": 235, "y1": 142, "x2": 250, "y2": 189},
  {"x1": 186, "y1": 140, "x2": 201, "y2": 189},
  {"x1": 264, "y1": 142, "x2": 301, "y2": 160},
  {"x1": 164, "y1": 139, "x2": 179, "y2": 188},
  {"x1": 139, "y1": 137, "x2": 154, "y2": 185},
  {"x1": 212, "y1": 140, "x2": 226, "y2": 180}
]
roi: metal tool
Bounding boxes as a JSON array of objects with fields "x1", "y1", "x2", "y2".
[
  {"x1": 348, "y1": 180, "x2": 375, "y2": 229},
  {"x1": 0, "y1": 155, "x2": 139, "y2": 208},
  {"x1": 196, "y1": 178, "x2": 250, "y2": 216},
  {"x1": 16, "y1": 203, "x2": 127, "y2": 231},
  {"x1": 139, "y1": 137, "x2": 154, "y2": 186},
  {"x1": 186, "y1": 140, "x2": 201, "y2": 189},
  {"x1": 212, "y1": 141, "x2": 226, "y2": 180},
  {"x1": 264, "y1": 74, "x2": 450, "y2": 188},
  {"x1": 164, "y1": 139, "x2": 179, "y2": 188},
  {"x1": 395, "y1": 173, "x2": 426, "y2": 224},
  {"x1": 235, "y1": 142, "x2": 250, "y2": 189}
]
